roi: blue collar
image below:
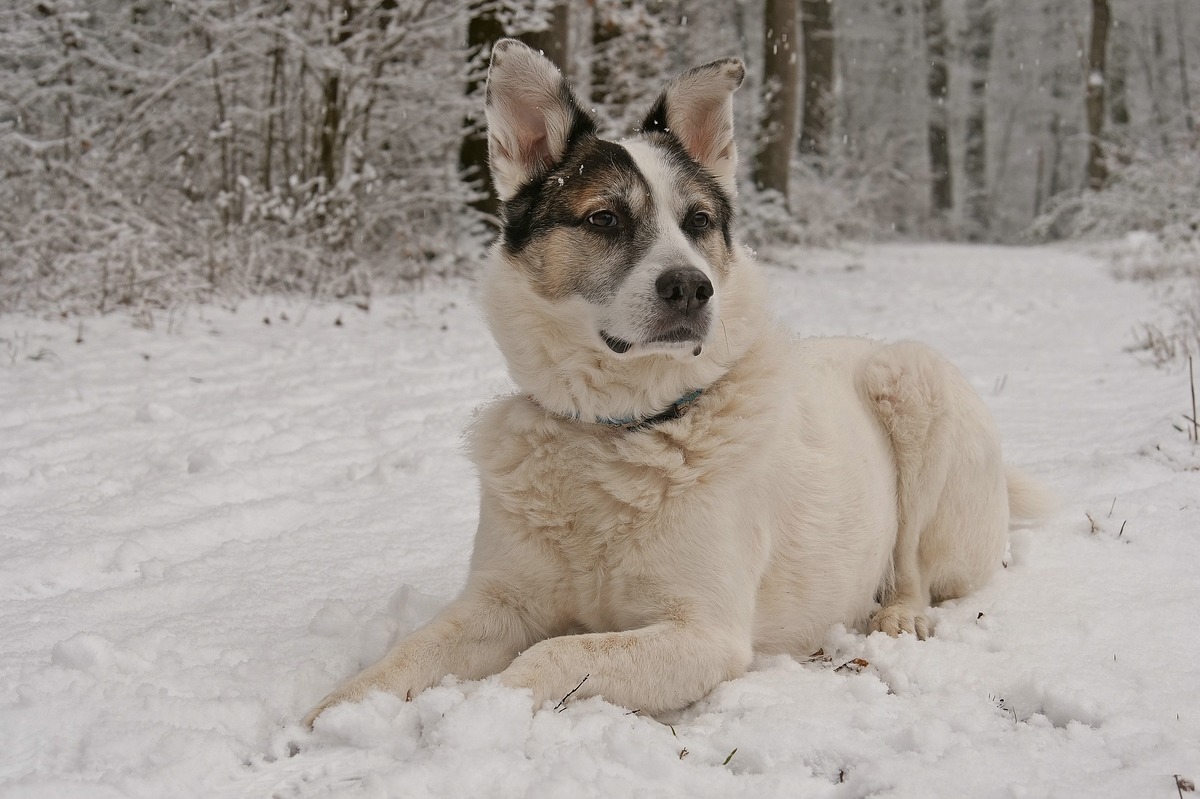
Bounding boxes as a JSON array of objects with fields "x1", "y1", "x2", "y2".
[{"x1": 541, "y1": 388, "x2": 704, "y2": 431}]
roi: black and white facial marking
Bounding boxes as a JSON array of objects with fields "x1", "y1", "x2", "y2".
[
  {"x1": 501, "y1": 132, "x2": 736, "y2": 359},
  {"x1": 485, "y1": 39, "x2": 744, "y2": 359}
]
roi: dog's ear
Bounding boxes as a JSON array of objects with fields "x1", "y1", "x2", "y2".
[
  {"x1": 485, "y1": 38, "x2": 594, "y2": 202},
  {"x1": 639, "y1": 58, "x2": 745, "y2": 196}
]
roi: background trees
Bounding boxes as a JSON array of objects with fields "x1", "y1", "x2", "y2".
[
  {"x1": 797, "y1": 0, "x2": 834, "y2": 164},
  {"x1": 962, "y1": 0, "x2": 995, "y2": 239},
  {"x1": 1, "y1": 0, "x2": 1197, "y2": 313},
  {"x1": 923, "y1": 0, "x2": 953, "y2": 217},
  {"x1": 1086, "y1": 0, "x2": 1112, "y2": 190},
  {"x1": 753, "y1": 0, "x2": 799, "y2": 203}
]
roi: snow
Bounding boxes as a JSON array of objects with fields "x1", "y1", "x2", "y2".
[{"x1": 2, "y1": 244, "x2": 1198, "y2": 798}]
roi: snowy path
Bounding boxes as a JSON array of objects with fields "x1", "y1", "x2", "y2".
[{"x1": 1, "y1": 244, "x2": 1196, "y2": 798}]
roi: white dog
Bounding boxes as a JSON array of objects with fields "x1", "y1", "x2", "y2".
[{"x1": 304, "y1": 39, "x2": 1044, "y2": 724}]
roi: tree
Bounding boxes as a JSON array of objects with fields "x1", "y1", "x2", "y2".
[
  {"x1": 753, "y1": 0, "x2": 799, "y2": 203},
  {"x1": 1174, "y1": 0, "x2": 1195, "y2": 134},
  {"x1": 1108, "y1": 20, "x2": 1131, "y2": 129},
  {"x1": 518, "y1": 4, "x2": 569, "y2": 75},
  {"x1": 460, "y1": 2, "x2": 569, "y2": 220},
  {"x1": 1085, "y1": 0, "x2": 1111, "y2": 190},
  {"x1": 963, "y1": 0, "x2": 995, "y2": 238},
  {"x1": 590, "y1": 0, "x2": 671, "y2": 137},
  {"x1": 460, "y1": 2, "x2": 507, "y2": 220},
  {"x1": 923, "y1": 0, "x2": 952, "y2": 214},
  {"x1": 798, "y1": 0, "x2": 834, "y2": 163}
]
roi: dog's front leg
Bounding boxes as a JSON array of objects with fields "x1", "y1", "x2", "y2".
[
  {"x1": 303, "y1": 582, "x2": 539, "y2": 727},
  {"x1": 498, "y1": 623, "x2": 752, "y2": 715}
]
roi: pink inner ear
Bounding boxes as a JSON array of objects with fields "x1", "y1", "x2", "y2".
[
  {"x1": 515, "y1": 105, "x2": 553, "y2": 171},
  {"x1": 678, "y1": 105, "x2": 724, "y2": 168},
  {"x1": 520, "y1": 134, "x2": 553, "y2": 169}
]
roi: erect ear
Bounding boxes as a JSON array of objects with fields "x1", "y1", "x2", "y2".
[
  {"x1": 639, "y1": 58, "x2": 746, "y2": 196},
  {"x1": 484, "y1": 38, "x2": 594, "y2": 202}
]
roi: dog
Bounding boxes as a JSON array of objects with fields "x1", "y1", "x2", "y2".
[{"x1": 303, "y1": 39, "x2": 1045, "y2": 725}]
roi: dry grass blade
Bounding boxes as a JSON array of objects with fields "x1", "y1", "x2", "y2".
[{"x1": 1191, "y1": 356, "x2": 1198, "y2": 443}]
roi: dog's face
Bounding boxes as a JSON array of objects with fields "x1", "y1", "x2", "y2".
[{"x1": 484, "y1": 40, "x2": 746, "y2": 362}]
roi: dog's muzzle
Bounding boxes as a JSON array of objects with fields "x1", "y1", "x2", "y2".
[{"x1": 599, "y1": 267, "x2": 714, "y2": 357}]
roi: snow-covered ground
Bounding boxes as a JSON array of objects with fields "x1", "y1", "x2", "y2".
[{"x1": 1, "y1": 244, "x2": 1196, "y2": 798}]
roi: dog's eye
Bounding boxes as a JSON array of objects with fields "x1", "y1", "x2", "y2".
[
  {"x1": 688, "y1": 211, "x2": 710, "y2": 230},
  {"x1": 587, "y1": 210, "x2": 619, "y2": 228}
]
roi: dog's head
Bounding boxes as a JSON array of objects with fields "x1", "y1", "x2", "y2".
[{"x1": 482, "y1": 39, "x2": 765, "y2": 423}]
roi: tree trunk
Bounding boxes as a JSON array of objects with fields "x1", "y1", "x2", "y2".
[
  {"x1": 1085, "y1": 0, "x2": 1110, "y2": 190},
  {"x1": 459, "y1": 0, "x2": 506, "y2": 220},
  {"x1": 1109, "y1": 26, "x2": 1130, "y2": 127},
  {"x1": 1149, "y1": 12, "x2": 1170, "y2": 149},
  {"x1": 518, "y1": 4, "x2": 569, "y2": 74},
  {"x1": 460, "y1": 3, "x2": 568, "y2": 220},
  {"x1": 590, "y1": 0, "x2": 670, "y2": 135},
  {"x1": 753, "y1": 0, "x2": 799, "y2": 203},
  {"x1": 1174, "y1": 0, "x2": 1195, "y2": 134},
  {"x1": 319, "y1": 0, "x2": 356, "y2": 191},
  {"x1": 963, "y1": 0, "x2": 994, "y2": 239},
  {"x1": 798, "y1": 0, "x2": 834, "y2": 162},
  {"x1": 590, "y1": 0, "x2": 621, "y2": 112},
  {"x1": 923, "y1": 0, "x2": 952, "y2": 214},
  {"x1": 262, "y1": 34, "x2": 284, "y2": 191}
]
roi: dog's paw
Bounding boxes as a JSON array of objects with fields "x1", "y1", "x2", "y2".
[
  {"x1": 301, "y1": 687, "x2": 354, "y2": 729},
  {"x1": 498, "y1": 641, "x2": 592, "y2": 712},
  {"x1": 869, "y1": 605, "x2": 930, "y2": 640},
  {"x1": 498, "y1": 657, "x2": 555, "y2": 710},
  {"x1": 302, "y1": 672, "x2": 400, "y2": 729}
]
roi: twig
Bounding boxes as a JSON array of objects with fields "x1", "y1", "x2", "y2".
[
  {"x1": 554, "y1": 674, "x2": 589, "y2": 712},
  {"x1": 1107, "y1": 497, "x2": 1116, "y2": 518},
  {"x1": 1117, "y1": 520, "x2": 1126, "y2": 539},
  {"x1": 722, "y1": 748, "x2": 738, "y2": 766},
  {"x1": 1191, "y1": 356, "x2": 1198, "y2": 443}
]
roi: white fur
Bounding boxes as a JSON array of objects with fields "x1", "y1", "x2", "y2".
[
  {"x1": 303, "y1": 45, "x2": 1033, "y2": 725},
  {"x1": 303, "y1": 244, "x2": 1021, "y2": 720}
]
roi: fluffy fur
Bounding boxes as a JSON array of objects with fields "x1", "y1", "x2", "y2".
[{"x1": 303, "y1": 40, "x2": 1044, "y2": 725}]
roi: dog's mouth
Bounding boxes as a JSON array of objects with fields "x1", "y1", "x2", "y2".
[
  {"x1": 602, "y1": 333, "x2": 634, "y2": 354},
  {"x1": 601, "y1": 328, "x2": 705, "y2": 357}
]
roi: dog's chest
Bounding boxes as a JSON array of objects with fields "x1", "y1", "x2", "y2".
[{"x1": 473, "y1": 404, "x2": 713, "y2": 630}]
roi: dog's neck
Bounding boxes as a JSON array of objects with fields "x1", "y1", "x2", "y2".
[
  {"x1": 532, "y1": 387, "x2": 705, "y2": 430},
  {"x1": 482, "y1": 246, "x2": 768, "y2": 425}
]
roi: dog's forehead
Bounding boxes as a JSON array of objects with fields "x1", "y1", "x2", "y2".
[
  {"x1": 551, "y1": 135, "x2": 711, "y2": 213},
  {"x1": 619, "y1": 139, "x2": 696, "y2": 211},
  {"x1": 551, "y1": 138, "x2": 652, "y2": 210}
]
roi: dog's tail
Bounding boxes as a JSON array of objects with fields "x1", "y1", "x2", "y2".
[{"x1": 1006, "y1": 466, "x2": 1056, "y2": 521}]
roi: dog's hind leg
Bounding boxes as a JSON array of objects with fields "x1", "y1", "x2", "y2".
[{"x1": 861, "y1": 342, "x2": 1007, "y2": 638}]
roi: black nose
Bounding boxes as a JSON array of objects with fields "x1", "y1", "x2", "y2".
[{"x1": 655, "y1": 268, "x2": 713, "y2": 314}]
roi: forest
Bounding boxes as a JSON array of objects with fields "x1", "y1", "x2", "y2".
[{"x1": 1, "y1": 0, "x2": 1197, "y2": 313}]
